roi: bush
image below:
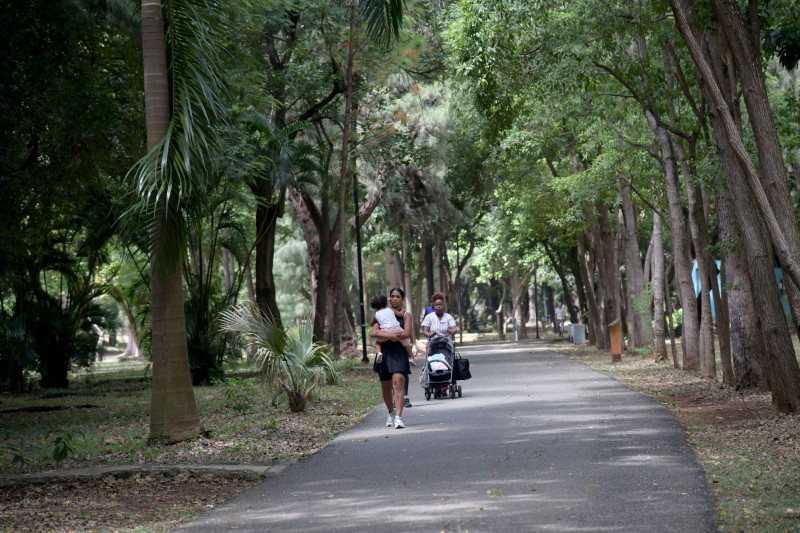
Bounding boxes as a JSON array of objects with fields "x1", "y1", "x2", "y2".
[{"x1": 219, "y1": 302, "x2": 336, "y2": 412}]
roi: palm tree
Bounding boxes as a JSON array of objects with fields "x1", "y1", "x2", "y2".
[
  {"x1": 134, "y1": 0, "x2": 227, "y2": 443},
  {"x1": 133, "y1": 0, "x2": 400, "y2": 440}
]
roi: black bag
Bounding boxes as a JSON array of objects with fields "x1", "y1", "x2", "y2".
[{"x1": 454, "y1": 358, "x2": 471, "y2": 380}]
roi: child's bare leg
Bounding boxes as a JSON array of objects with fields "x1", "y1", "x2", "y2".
[
  {"x1": 376, "y1": 340, "x2": 383, "y2": 354},
  {"x1": 404, "y1": 345, "x2": 413, "y2": 358}
]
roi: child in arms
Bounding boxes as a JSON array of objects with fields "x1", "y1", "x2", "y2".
[{"x1": 370, "y1": 294, "x2": 413, "y2": 364}]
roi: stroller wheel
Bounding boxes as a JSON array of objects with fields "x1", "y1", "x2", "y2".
[
  {"x1": 425, "y1": 389, "x2": 431, "y2": 401},
  {"x1": 457, "y1": 386, "x2": 462, "y2": 398},
  {"x1": 449, "y1": 387, "x2": 455, "y2": 399}
]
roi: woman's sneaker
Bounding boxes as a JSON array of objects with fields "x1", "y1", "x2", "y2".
[
  {"x1": 394, "y1": 415, "x2": 404, "y2": 429},
  {"x1": 376, "y1": 352, "x2": 383, "y2": 364},
  {"x1": 386, "y1": 412, "x2": 395, "y2": 427}
]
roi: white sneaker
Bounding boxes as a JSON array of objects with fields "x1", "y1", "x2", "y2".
[
  {"x1": 394, "y1": 415, "x2": 404, "y2": 429},
  {"x1": 386, "y1": 412, "x2": 395, "y2": 427},
  {"x1": 376, "y1": 352, "x2": 383, "y2": 364}
]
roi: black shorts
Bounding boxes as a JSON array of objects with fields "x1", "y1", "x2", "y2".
[{"x1": 379, "y1": 371, "x2": 400, "y2": 382}]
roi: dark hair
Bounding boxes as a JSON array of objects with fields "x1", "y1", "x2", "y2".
[
  {"x1": 370, "y1": 294, "x2": 388, "y2": 310},
  {"x1": 430, "y1": 292, "x2": 445, "y2": 302},
  {"x1": 389, "y1": 287, "x2": 405, "y2": 299}
]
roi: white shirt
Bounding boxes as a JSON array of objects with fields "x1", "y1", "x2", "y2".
[
  {"x1": 421, "y1": 312, "x2": 456, "y2": 337},
  {"x1": 555, "y1": 305, "x2": 568, "y2": 320},
  {"x1": 375, "y1": 307, "x2": 400, "y2": 329}
]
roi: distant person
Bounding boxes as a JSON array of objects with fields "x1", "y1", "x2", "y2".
[{"x1": 555, "y1": 301, "x2": 568, "y2": 335}]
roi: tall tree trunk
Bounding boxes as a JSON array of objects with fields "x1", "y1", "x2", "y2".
[
  {"x1": 671, "y1": 0, "x2": 800, "y2": 410},
  {"x1": 675, "y1": 139, "x2": 715, "y2": 378},
  {"x1": 495, "y1": 280, "x2": 507, "y2": 341},
  {"x1": 543, "y1": 240, "x2": 575, "y2": 324},
  {"x1": 665, "y1": 273, "x2": 680, "y2": 368},
  {"x1": 718, "y1": 190, "x2": 760, "y2": 387},
  {"x1": 401, "y1": 231, "x2": 414, "y2": 315},
  {"x1": 544, "y1": 284, "x2": 556, "y2": 332},
  {"x1": 415, "y1": 246, "x2": 425, "y2": 338},
  {"x1": 652, "y1": 213, "x2": 668, "y2": 360},
  {"x1": 591, "y1": 203, "x2": 620, "y2": 349},
  {"x1": 619, "y1": 187, "x2": 648, "y2": 348},
  {"x1": 436, "y1": 232, "x2": 448, "y2": 304},
  {"x1": 646, "y1": 111, "x2": 701, "y2": 372},
  {"x1": 221, "y1": 247, "x2": 236, "y2": 305},
  {"x1": 386, "y1": 246, "x2": 403, "y2": 293},
  {"x1": 712, "y1": 0, "x2": 800, "y2": 303},
  {"x1": 578, "y1": 234, "x2": 600, "y2": 346},
  {"x1": 510, "y1": 264, "x2": 530, "y2": 340},
  {"x1": 569, "y1": 254, "x2": 587, "y2": 325},
  {"x1": 254, "y1": 196, "x2": 284, "y2": 328},
  {"x1": 142, "y1": 0, "x2": 198, "y2": 443},
  {"x1": 244, "y1": 254, "x2": 255, "y2": 302}
]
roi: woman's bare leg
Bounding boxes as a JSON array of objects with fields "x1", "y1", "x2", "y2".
[
  {"x1": 381, "y1": 380, "x2": 394, "y2": 412},
  {"x1": 392, "y1": 374, "x2": 405, "y2": 417}
]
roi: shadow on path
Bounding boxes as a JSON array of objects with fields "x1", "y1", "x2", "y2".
[{"x1": 176, "y1": 341, "x2": 716, "y2": 533}]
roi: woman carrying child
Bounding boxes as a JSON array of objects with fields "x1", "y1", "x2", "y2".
[
  {"x1": 371, "y1": 288, "x2": 413, "y2": 429},
  {"x1": 370, "y1": 294, "x2": 413, "y2": 363}
]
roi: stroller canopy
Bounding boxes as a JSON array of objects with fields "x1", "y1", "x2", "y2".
[{"x1": 428, "y1": 335, "x2": 454, "y2": 357}]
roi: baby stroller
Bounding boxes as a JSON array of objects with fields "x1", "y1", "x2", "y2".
[{"x1": 419, "y1": 335, "x2": 462, "y2": 400}]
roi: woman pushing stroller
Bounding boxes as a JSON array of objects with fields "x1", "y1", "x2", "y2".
[
  {"x1": 421, "y1": 293, "x2": 457, "y2": 341},
  {"x1": 420, "y1": 293, "x2": 461, "y2": 400}
]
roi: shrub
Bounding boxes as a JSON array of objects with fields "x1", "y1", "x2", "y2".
[{"x1": 219, "y1": 302, "x2": 336, "y2": 412}]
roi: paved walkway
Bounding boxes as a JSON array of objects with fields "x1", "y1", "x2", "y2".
[{"x1": 177, "y1": 341, "x2": 716, "y2": 532}]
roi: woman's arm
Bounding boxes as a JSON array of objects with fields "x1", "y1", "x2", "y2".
[
  {"x1": 446, "y1": 314, "x2": 457, "y2": 335},
  {"x1": 422, "y1": 325, "x2": 433, "y2": 338},
  {"x1": 396, "y1": 312, "x2": 412, "y2": 340}
]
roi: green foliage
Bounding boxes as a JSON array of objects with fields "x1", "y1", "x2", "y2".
[
  {"x1": 671, "y1": 307, "x2": 684, "y2": 328},
  {"x1": 0, "y1": 0, "x2": 141, "y2": 391},
  {"x1": 2, "y1": 427, "x2": 86, "y2": 469},
  {"x1": 123, "y1": 0, "x2": 230, "y2": 276},
  {"x1": 219, "y1": 302, "x2": 338, "y2": 412},
  {"x1": 46, "y1": 428, "x2": 87, "y2": 468},
  {"x1": 359, "y1": 0, "x2": 406, "y2": 48},
  {"x1": 221, "y1": 377, "x2": 259, "y2": 413},
  {"x1": 1, "y1": 430, "x2": 42, "y2": 468}
]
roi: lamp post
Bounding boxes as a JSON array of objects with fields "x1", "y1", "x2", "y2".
[
  {"x1": 353, "y1": 174, "x2": 368, "y2": 363},
  {"x1": 533, "y1": 265, "x2": 540, "y2": 339}
]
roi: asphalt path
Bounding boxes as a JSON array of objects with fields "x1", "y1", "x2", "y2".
[{"x1": 177, "y1": 340, "x2": 716, "y2": 532}]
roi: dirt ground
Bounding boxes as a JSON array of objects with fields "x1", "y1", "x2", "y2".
[{"x1": 0, "y1": 471, "x2": 260, "y2": 532}]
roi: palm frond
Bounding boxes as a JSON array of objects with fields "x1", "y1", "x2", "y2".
[
  {"x1": 358, "y1": 0, "x2": 405, "y2": 48},
  {"x1": 121, "y1": 0, "x2": 229, "y2": 274},
  {"x1": 218, "y1": 305, "x2": 336, "y2": 411}
]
